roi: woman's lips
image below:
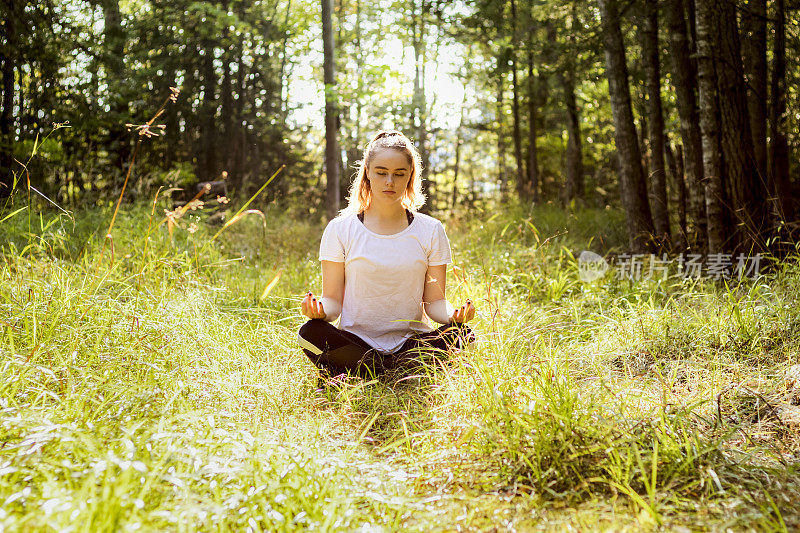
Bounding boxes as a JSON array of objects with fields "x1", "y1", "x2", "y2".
[{"x1": 383, "y1": 190, "x2": 396, "y2": 194}]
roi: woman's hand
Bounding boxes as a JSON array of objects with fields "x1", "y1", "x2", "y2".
[
  {"x1": 451, "y1": 299, "x2": 476, "y2": 323},
  {"x1": 301, "y1": 291, "x2": 326, "y2": 320}
]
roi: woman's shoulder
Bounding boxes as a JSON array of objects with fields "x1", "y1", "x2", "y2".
[
  {"x1": 411, "y1": 211, "x2": 446, "y2": 230},
  {"x1": 324, "y1": 212, "x2": 358, "y2": 230}
]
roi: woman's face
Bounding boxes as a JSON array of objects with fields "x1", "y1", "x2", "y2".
[{"x1": 366, "y1": 148, "x2": 412, "y2": 206}]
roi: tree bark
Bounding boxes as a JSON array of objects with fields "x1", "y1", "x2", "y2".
[
  {"x1": 664, "y1": 0, "x2": 706, "y2": 249},
  {"x1": 411, "y1": 0, "x2": 431, "y2": 211},
  {"x1": 769, "y1": 0, "x2": 791, "y2": 226},
  {"x1": 694, "y1": 0, "x2": 727, "y2": 253},
  {"x1": 741, "y1": 0, "x2": 768, "y2": 184},
  {"x1": 527, "y1": 47, "x2": 539, "y2": 204},
  {"x1": 322, "y1": 0, "x2": 340, "y2": 218},
  {"x1": 0, "y1": 0, "x2": 16, "y2": 197},
  {"x1": 598, "y1": 0, "x2": 655, "y2": 252},
  {"x1": 562, "y1": 2, "x2": 583, "y2": 203},
  {"x1": 452, "y1": 49, "x2": 470, "y2": 210},
  {"x1": 685, "y1": 0, "x2": 699, "y2": 75},
  {"x1": 221, "y1": 44, "x2": 234, "y2": 176},
  {"x1": 714, "y1": 0, "x2": 767, "y2": 252},
  {"x1": 234, "y1": 39, "x2": 246, "y2": 189},
  {"x1": 496, "y1": 71, "x2": 508, "y2": 198},
  {"x1": 639, "y1": 1, "x2": 670, "y2": 244},
  {"x1": 527, "y1": 3, "x2": 540, "y2": 204},
  {"x1": 510, "y1": 0, "x2": 525, "y2": 201},
  {"x1": 278, "y1": 0, "x2": 293, "y2": 124},
  {"x1": 666, "y1": 143, "x2": 688, "y2": 250},
  {"x1": 101, "y1": 0, "x2": 130, "y2": 179},
  {"x1": 452, "y1": 88, "x2": 466, "y2": 210},
  {"x1": 199, "y1": 38, "x2": 218, "y2": 182},
  {"x1": 562, "y1": 67, "x2": 584, "y2": 204}
]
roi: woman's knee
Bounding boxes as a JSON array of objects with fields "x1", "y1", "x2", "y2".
[
  {"x1": 299, "y1": 318, "x2": 328, "y2": 339},
  {"x1": 298, "y1": 319, "x2": 331, "y2": 356}
]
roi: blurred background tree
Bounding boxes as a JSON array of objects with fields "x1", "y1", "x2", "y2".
[{"x1": 1, "y1": 0, "x2": 798, "y2": 254}]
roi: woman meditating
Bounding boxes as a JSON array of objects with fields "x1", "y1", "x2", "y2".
[{"x1": 297, "y1": 130, "x2": 476, "y2": 377}]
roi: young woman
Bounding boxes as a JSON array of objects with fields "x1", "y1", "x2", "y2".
[{"x1": 297, "y1": 130, "x2": 476, "y2": 377}]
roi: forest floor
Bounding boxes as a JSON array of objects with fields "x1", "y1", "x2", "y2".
[{"x1": 1, "y1": 199, "x2": 799, "y2": 531}]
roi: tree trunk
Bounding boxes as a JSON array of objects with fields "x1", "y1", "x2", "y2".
[
  {"x1": 452, "y1": 103, "x2": 465, "y2": 210},
  {"x1": 221, "y1": 44, "x2": 234, "y2": 176},
  {"x1": 496, "y1": 72, "x2": 508, "y2": 198},
  {"x1": 741, "y1": 0, "x2": 768, "y2": 185},
  {"x1": 562, "y1": 68, "x2": 584, "y2": 204},
  {"x1": 322, "y1": 0, "x2": 340, "y2": 218},
  {"x1": 199, "y1": 38, "x2": 218, "y2": 182},
  {"x1": 278, "y1": 0, "x2": 293, "y2": 124},
  {"x1": 354, "y1": 0, "x2": 362, "y2": 144},
  {"x1": 0, "y1": 0, "x2": 16, "y2": 197},
  {"x1": 411, "y1": 0, "x2": 431, "y2": 211},
  {"x1": 510, "y1": 0, "x2": 525, "y2": 201},
  {"x1": 637, "y1": 102, "x2": 650, "y2": 185},
  {"x1": 526, "y1": 48, "x2": 539, "y2": 204},
  {"x1": 664, "y1": 0, "x2": 706, "y2": 249},
  {"x1": 562, "y1": 2, "x2": 584, "y2": 203},
  {"x1": 694, "y1": 0, "x2": 727, "y2": 253},
  {"x1": 685, "y1": 0, "x2": 699, "y2": 75},
  {"x1": 769, "y1": 0, "x2": 791, "y2": 226},
  {"x1": 101, "y1": 0, "x2": 130, "y2": 179},
  {"x1": 598, "y1": 0, "x2": 655, "y2": 252},
  {"x1": 452, "y1": 63, "x2": 468, "y2": 210},
  {"x1": 528, "y1": 4, "x2": 539, "y2": 204},
  {"x1": 714, "y1": 0, "x2": 767, "y2": 252},
  {"x1": 639, "y1": 1, "x2": 670, "y2": 244},
  {"x1": 666, "y1": 143, "x2": 688, "y2": 250}
]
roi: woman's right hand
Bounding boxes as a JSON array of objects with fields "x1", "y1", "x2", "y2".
[
  {"x1": 301, "y1": 291, "x2": 326, "y2": 320},
  {"x1": 451, "y1": 299, "x2": 476, "y2": 323}
]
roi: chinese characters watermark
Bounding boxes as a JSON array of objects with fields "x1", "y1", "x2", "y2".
[{"x1": 579, "y1": 252, "x2": 762, "y2": 282}]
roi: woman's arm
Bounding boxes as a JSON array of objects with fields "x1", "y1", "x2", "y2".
[
  {"x1": 423, "y1": 264, "x2": 475, "y2": 324},
  {"x1": 301, "y1": 260, "x2": 345, "y2": 321}
]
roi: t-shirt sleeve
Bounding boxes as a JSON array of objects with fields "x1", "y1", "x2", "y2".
[
  {"x1": 428, "y1": 221, "x2": 453, "y2": 266},
  {"x1": 319, "y1": 219, "x2": 345, "y2": 262}
]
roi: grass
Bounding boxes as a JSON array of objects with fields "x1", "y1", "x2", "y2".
[{"x1": 1, "y1": 196, "x2": 799, "y2": 531}]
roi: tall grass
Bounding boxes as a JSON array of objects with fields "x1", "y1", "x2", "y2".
[{"x1": 1, "y1": 198, "x2": 798, "y2": 531}]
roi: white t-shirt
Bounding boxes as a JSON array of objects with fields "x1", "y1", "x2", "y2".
[{"x1": 319, "y1": 211, "x2": 453, "y2": 353}]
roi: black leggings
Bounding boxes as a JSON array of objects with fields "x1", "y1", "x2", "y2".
[{"x1": 297, "y1": 319, "x2": 475, "y2": 377}]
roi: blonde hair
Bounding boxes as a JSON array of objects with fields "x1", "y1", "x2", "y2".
[{"x1": 342, "y1": 130, "x2": 425, "y2": 214}]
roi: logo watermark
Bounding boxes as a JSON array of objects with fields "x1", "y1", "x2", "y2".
[
  {"x1": 578, "y1": 250, "x2": 610, "y2": 282},
  {"x1": 578, "y1": 252, "x2": 762, "y2": 282}
]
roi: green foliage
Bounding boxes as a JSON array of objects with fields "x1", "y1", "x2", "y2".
[{"x1": 1, "y1": 196, "x2": 800, "y2": 529}]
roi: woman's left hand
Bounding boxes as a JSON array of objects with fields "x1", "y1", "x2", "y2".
[{"x1": 451, "y1": 299, "x2": 476, "y2": 323}]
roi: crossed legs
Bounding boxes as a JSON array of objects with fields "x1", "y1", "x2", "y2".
[{"x1": 297, "y1": 319, "x2": 475, "y2": 377}]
